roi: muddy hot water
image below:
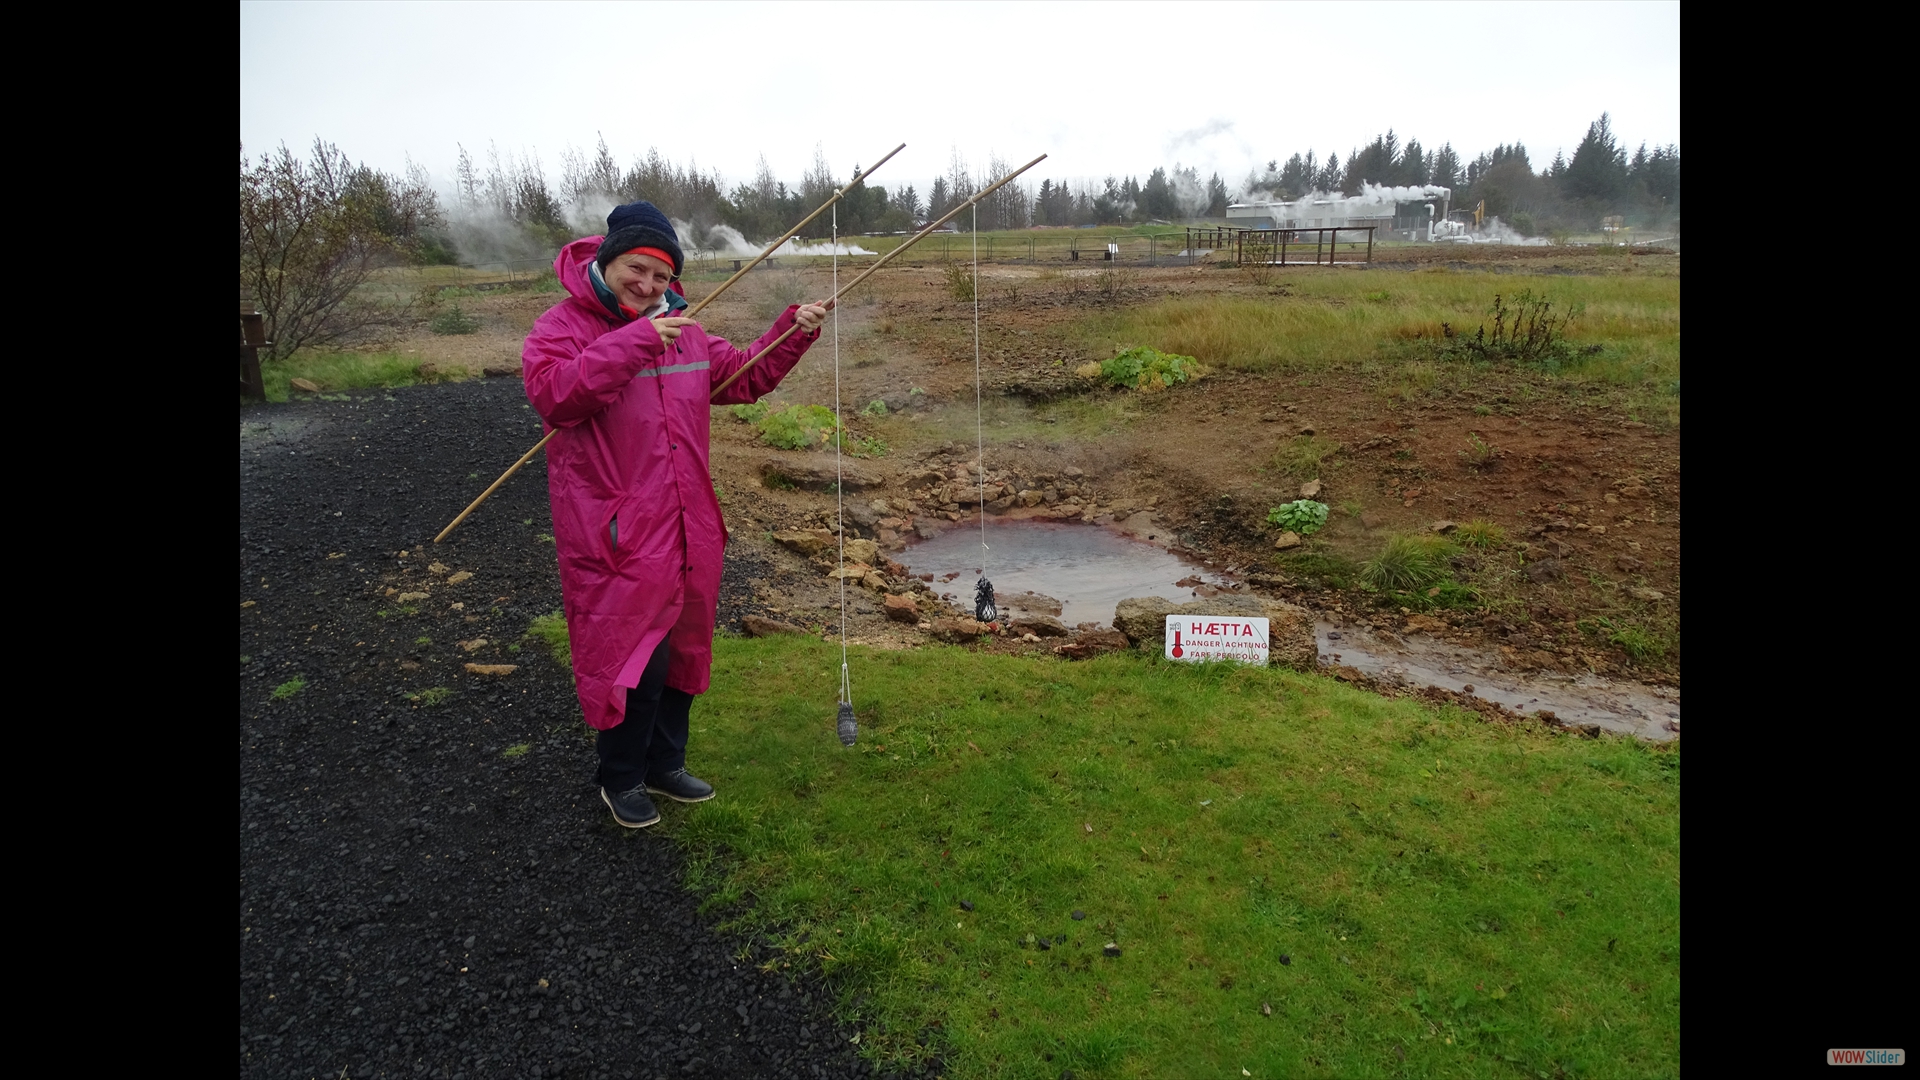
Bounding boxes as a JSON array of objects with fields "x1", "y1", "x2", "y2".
[
  {"x1": 899, "y1": 518, "x2": 1229, "y2": 627},
  {"x1": 900, "y1": 520, "x2": 1679, "y2": 741}
]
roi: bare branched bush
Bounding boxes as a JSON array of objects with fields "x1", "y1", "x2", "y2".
[{"x1": 239, "y1": 139, "x2": 442, "y2": 359}]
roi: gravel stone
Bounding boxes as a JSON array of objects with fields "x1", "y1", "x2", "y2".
[{"x1": 240, "y1": 381, "x2": 921, "y2": 1079}]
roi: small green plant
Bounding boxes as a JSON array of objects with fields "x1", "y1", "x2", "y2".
[
  {"x1": 729, "y1": 401, "x2": 770, "y2": 423},
  {"x1": 1364, "y1": 290, "x2": 1391, "y2": 303},
  {"x1": 415, "y1": 635, "x2": 432, "y2": 645},
  {"x1": 528, "y1": 611, "x2": 571, "y2": 666},
  {"x1": 429, "y1": 305, "x2": 481, "y2": 335},
  {"x1": 501, "y1": 743, "x2": 531, "y2": 758},
  {"x1": 1453, "y1": 520, "x2": 1506, "y2": 548},
  {"x1": 943, "y1": 261, "x2": 976, "y2": 301},
  {"x1": 848, "y1": 434, "x2": 889, "y2": 458},
  {"x1": 411, "y1": 686, "x2": 452, "y2": 707},
  {"x1": 538, "y1": 533, "x2": 554, "y2": 543},
  {"x1": 756, "y1": 404, "x2": 840, "y2": 450},
  {"x1": 1098, "y1": 346, "x2": 1204, "y2": 392},
  {"x1": 1459, "y1": 432, "x2": 1498, "y2": 469},
  {"x1": 271, "y1": 676, "x2": 306, "y2": 700},
  {"x1": 1436, "y1": 291, "x2": 1586, "y2": 369},
  {"x1": 859, "y1": 399, "x2": 888, "y2": 418},
  {"x1": 1274, "y1": 550, "x2": 1360, "y2": 590},
  {"x1": 1273, "y1": 435, "x2": 1339, "y2": 478},
  {"x1": 1266, "y1": 500, "x2": 1329, "y2": 535},
  {"x1": 1585, "y1": 616, "x2": 1665, "y2": 662},
  {"x1": 1360, "y1": 534, "x2": 1455, "y2": 592}
]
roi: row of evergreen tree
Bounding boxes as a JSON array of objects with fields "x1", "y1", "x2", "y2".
[{"x1": 271, "y1": 113, "x2": 1677, "y2": 268}]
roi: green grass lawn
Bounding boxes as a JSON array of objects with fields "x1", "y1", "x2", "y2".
[
  {"x1": 670, "y1": 636, "x2": 1680, "y2": 1079},
  {"x1": 254, "y1": 350, "x2": 444, "y2": 403}
]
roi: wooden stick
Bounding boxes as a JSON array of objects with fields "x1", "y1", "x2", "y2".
[
  {"x1": 433, "y1": 146, "x2": 904, "y2": 545},
  {"x1": 434, "y1": 429, "x2": 556, "y2": 543},
  {"x1": 709, "y1": 152, "x2": 1047, "y2": 400},
  {"x1": 682, "y1": 142, "x2": 904, "y2": 320}
]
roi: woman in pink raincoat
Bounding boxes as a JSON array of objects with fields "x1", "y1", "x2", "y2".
[{"x1": 523, "y1": 201, "x2": 827, "y2": 829}]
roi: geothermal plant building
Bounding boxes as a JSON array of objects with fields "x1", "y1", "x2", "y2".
[{"x1": 1226, "y1": 185, "x2": 1455, "y2": 241}]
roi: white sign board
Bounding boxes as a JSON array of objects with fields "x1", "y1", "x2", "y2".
[{"x1": 1165, "y1": 615, "x2": 1269, "y2": 666}]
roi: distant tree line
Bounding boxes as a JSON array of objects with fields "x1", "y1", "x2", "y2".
[
  {"x1": 1243, "y1": 114, "x2": 1680, "y2": 236},
  {"x1": 243, "y1": 113, "x2": 1678, "y2": 307}
]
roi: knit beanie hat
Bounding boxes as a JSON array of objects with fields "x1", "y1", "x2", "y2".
[{"x1": 597, "y1": 201, "x2": 685, "y2": 276}]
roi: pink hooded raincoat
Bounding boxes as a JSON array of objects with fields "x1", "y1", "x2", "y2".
[{"x1": 524, "y1": 237, "x2": 817, "y2": 731}]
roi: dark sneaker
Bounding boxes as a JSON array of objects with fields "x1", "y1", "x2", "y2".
[
  {"x1": 601, "y1": 784, "x2": 661, "y2": 828},
  {"x1": 645, "y1": 768, "x2": 714, "y2": 803}
]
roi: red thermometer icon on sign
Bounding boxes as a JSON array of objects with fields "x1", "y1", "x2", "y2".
[{"x1": 1171, "y1": 629, "x2": 1184, "y2": 658}]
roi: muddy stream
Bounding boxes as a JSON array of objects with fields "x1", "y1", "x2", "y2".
[{"x1": 900, "y1": 519, "x2": 1679, "y2": 742}]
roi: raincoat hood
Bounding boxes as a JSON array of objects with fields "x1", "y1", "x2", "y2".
[{"x1": 557, "y1": 237, "x2": 688, "y2": 321}]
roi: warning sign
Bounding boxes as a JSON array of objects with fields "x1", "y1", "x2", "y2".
[{"x1": 1164, "y1": 615, "x2": 1269, "y2": 666}]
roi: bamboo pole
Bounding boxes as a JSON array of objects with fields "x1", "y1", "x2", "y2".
[
  {"x1": 708, "y1": 152, "x2": 1047, "y2": 400},
  {"x1": 684, "y1": 142, "x2": 904, "y2": 320},
  {"x1": 432, "y1": 145, "x2": 904, "y2": 546}
]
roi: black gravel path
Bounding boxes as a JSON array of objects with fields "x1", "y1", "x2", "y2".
[{"x1": 240, "y1": 380, "x2": 905, "y2": 1080}]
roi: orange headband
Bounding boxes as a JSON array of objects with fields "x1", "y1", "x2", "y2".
[{"x1": 621, "y1": 246, "x2": 676, "y2": 270}]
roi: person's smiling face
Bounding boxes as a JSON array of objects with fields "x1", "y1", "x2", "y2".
[{"x1": 604, "y1": 252, "x2": 673, "y2": 313}]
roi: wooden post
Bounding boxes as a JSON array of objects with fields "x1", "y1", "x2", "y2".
[
  {"x1": 1366, "y1": 227, "x2": 1374, "y2": 264},
  {"x1": 239, "y1": 298, "x2": 268, "y2": 402}
]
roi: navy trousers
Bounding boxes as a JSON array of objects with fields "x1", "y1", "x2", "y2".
[{"x1": 595, "y1": 635, "x2": 693, "y2": 794}]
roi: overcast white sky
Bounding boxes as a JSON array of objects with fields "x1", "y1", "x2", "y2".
[{"x1": 241, "y1": 1, "x2": 1679, "y2": 198}]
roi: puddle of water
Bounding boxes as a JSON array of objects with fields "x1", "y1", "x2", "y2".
[
  {"x1": 1319, "y1": 620, "x2": 1680, "y2": 742},
  {"x1": 898, "y1": 519, "x2": 1226, "y2": 627},
  {"x1": 896, "y1": 520, "x2": 1681, "y2": 742}
]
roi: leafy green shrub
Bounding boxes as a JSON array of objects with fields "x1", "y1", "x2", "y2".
[
  {"x1": 729, "y1": 401, "x2": 770, "y2": 423},
  {"x1": 429, "y1": 305, "x2": 481, "y2": 335},
  {"x1": 1360, "y1": 534, "x2": 1455, "y2": 592},
  {"x1": 528, "y1": 611, "x2": 571, "y2": 666},
  {"x1": 1267, "y1": 500, "x2": 1329, "y2": 535},
  {"x1": 411, "y1": 686, "x2": 452, "y2": 707},
  {"x1": 859, "y1": 399, "x2": 888, "y2": 418},
  {"x1": 1098, "y1": 346, "x2": 1205, "y2": 392},
  {"x1": 756, "y1": 404, "x2": 840, "y2": 450},
  {"x1": 271, "y1": 676, "x2": 306, "y2": 700}
]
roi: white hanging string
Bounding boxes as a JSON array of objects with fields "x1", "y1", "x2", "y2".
[
  {"x1": 972, "y1": 202, "x2": 988, "y2": 589},
  {"x1": 832, "y1": 203, "x2": 851, "y2": 708}
]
